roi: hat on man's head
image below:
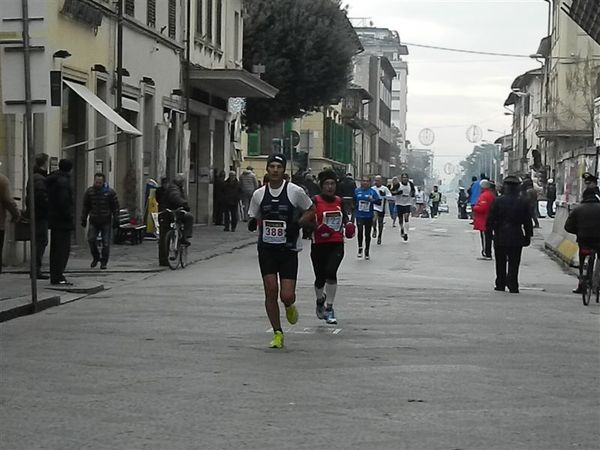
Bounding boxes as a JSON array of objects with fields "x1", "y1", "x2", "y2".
[
  {"x1": 266, "y1": 153, "x2": 287, "y2": 169},
  {"x1": 503, "y1": 175, "x2": 522, "y2": 185},
  {"x1": 582, "y1": 172, "x2": 598, "y2": 183}
]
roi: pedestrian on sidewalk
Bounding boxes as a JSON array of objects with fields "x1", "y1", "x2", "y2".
[
  {"x1": 487, "y1": 175, "x2": 533, "y2": 294},
  {"x1": 564, "y1": 187, "x2": 600, "y2": 294},
  {"x1": 304, "y1": 173, "x2": 320, "y2": 198},
  {"x1": 47, "y1": 159, "x2": 74, "y2": 285},
  {"x1": 81, "y1": 173, "x2": 119, "y2": 269},
  {"x1": 582, "y1": 172, "x2": 600, "y2": 201},
  {"x1": 457, "y1": 187, "x2": 469, "y2": 219},
  {"x1": 25, "y1": 153, "x2": 49, "y2": 279},
  {"x1": 337, "y1": 173, "x2": 357, "y2": 222},
  {"x1": 247, "y1": 153, "x2": 314, "y2": 349},
  {"x1": 429, "y1": 186, "x2": 442, "y2": 217},
  {"x1": 354, "y1": 176, "x2": 381, "y2": 260},
  {"x1": 308, "y1": 169, "x2": 355, "y2": 325},
  {"x1": 213, "y1": 170, "x2": 225, "y2": 226},
  {"x1": 165, "y1": 174, "x2": 194, "y2": 245},
  {"x1": 472, "y1": 179, "x2": 495, "y2": 259},
  {"x1": 239, "y1": 166, "x2": 258, "y2": 222},
  {"x1": 222, "y1": 171, "x2": 241, "y2": 232},
  {"x1": 0, "y1": 172, "x2": 20, "y2": 274},
  {"x1": 522, "y1": 176, "x2": 540, "y2": 228},
  {"x1": 545, "y1": 179, "x2": 556, "y2": 218}
]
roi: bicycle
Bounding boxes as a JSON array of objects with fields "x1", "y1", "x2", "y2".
[
  {"x1": 161, "y1": 208, "x2": 188, "y2": 270},
  {"x1": 580, "y1": 247, "x2": 600, "y2": 306}
]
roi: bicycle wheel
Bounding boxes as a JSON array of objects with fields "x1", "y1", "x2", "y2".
[
  {"x1": 593, "y1": 257, "x2": 600, "y2": 303},
  {"x1": 180, "y1": 242, "x2": 188, "y2": 268},
  {"x1": 582, "y1": 254, "x2": 593, "y2": 306},
  {"x1": 165, "y1": 229, "x2": 180, "y2": 270}
]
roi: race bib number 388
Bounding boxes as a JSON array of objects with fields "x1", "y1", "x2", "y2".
[{"x1": 262, "y1": 220, "x2": 287, "y2": 244}]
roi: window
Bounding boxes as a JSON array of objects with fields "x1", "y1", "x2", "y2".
[
  {"x1": 125, "y1": 0, "x2": 134, "y2": 16},
  {"x1": 196, "y1": 0, "x2": 203, "y2": 35},
  {"x1": 234, "y1": 11, "x2": 240, "y2": 61},
  {"x1": 147, "y1": 0, "x2": 156, "y2": 28},
  {"x1": 206, "y1": 0, "x2": 213, "y2": 41},
  {"x1": 216, "y1": 0, "x2": 222, "y2": 47},
  {"x1": 168, "y1": 0, "x2": 176, "y2": 39}
]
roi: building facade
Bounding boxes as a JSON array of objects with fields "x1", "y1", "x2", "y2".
[
  {"x1": 354, "y1": 27, "x2": 409, "y2": 168},
  {"x1": 504, "y1": 69, "x2": 543, "y2": 175},
  {"x1": 1, "y1": 0, "x2": 186, "y2": 265},
  {"x1": 538, "y1": 0, "x2": 600, "y2": 203}
]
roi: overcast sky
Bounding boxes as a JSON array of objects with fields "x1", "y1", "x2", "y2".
[{"x1": 345, "y1": 0, "x2": 549, "y2": 179}]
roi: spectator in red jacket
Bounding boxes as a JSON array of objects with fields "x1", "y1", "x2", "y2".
[{"x1": 473, "y1": 179, "x2": 496, "y2": 259}]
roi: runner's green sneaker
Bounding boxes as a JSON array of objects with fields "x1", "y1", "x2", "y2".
[
  {"x1": 269, "y1": 331, "x2": 284, "y2": 348},
  {"x1": 286, "y1": 304, "x2": 299, "y2": 324}
]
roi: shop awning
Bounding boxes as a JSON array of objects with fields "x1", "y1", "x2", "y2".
[
  {"x1": 189, "y1": 68, "x2": 279, "y2": 99},
  {"x1": 64, "y1": 80, "x2": 142, "y2": 136}
]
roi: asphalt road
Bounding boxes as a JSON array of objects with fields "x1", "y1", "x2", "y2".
[{"x1": 1, "y1": 213, "x2": 598, "y2": 450}]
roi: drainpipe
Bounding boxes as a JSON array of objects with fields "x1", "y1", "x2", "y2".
[{"x1": 21, "y1": 0, "x2": 38, "y2": 311}]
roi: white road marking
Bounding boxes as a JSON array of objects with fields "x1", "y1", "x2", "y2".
[
  {"x1": 433, "y1": 228, "x2": 448, "y2": 233},
  {"x1": 266, "y1": 327, "x2": 342, "y2": 335}
]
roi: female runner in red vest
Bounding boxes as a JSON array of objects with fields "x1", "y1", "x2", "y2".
[{"x1": 308, "y1": 170, "x2": 355, "y2": 324}]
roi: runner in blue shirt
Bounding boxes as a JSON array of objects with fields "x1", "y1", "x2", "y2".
[{"x1": 354, "y1": 175, "x2": 381, "y2": 260}]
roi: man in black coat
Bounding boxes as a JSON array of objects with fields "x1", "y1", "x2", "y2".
[
  {"x1": 46, "y1": 159, "x2": 74, "y2": 285},
  {"x1": 338, "y1": 173, "x2": 357, "y2": 221},
  {"x1": 565, "y1": 187, "x2": 600, "y2": 293},
  {"x1": 487, "y1": 175, "x2": 533, "y2": 293},
  {"x1": 81, "y1": 173, "x2": 120, "y2": 269},
  {"x1": 545, "y1": 178, "x2": 556, "y2": 218},
  {"x1": 26, "y1": 153, "x2": 49, "y2": 279},
  {"x1": 222, "y1": 171, "x2": 241, "y2": 232}
]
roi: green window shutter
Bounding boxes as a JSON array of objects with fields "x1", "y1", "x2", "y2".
[
  {"x1": 248, "y1": 131, "x2": 260, "y2": 156},
  {"x1": 283, "y1": 119, "x2": 293, "y2": 134}
]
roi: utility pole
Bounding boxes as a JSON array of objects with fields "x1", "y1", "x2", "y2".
[
  {"x1": 116, "y1": 0, "x2": 123, "y2": 112},
  {"x1": 21, "y1": 0, "x2": 38, "y2": 311}
]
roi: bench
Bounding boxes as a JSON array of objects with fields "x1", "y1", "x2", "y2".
[{"x1": 115, "y1": 209, "x2": 145, "y2": 245}]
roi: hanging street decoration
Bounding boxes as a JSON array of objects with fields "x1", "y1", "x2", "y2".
[{"x1": 418, "y1": 128, "x2": 435, "y2": 146}]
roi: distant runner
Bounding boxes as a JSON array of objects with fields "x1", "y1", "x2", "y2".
[
  {"x1": 372, "y1": 175, "x2": 392, "y2": 245},
  {"x1": 354, "y1": 176, "x2": 381, "y2": 260},
  {"x1": 248, "y1": 153, "x2": 314, "y2": 349},
  {"x1": 390, "y1": 173, "x2": 415, "y2": 241}
]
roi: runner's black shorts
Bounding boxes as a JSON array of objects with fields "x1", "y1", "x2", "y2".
[
  {"x1": 396, "y1": 205, "x2": 412, "y2": 215},
  {"x1": 258, "y1": 247, "x2": 299, "y2": 280}
]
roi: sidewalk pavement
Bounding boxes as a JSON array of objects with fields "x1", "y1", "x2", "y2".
[{"x1": 1, "y1": 225, "x2": 257, "y2": 321}]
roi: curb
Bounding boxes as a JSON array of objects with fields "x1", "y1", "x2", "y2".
[
  {"x1": 0, "y1": 295, "x2": 61, "y2": 323},
  {"x1": 0, "y1": 238, "x2": 256, "y2": 323}
]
